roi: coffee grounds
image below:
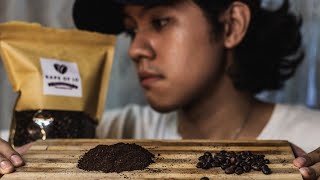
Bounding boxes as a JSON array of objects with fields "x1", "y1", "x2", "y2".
[
  {"x1": 77, "y1": 143, "x2": 155, "y2": 173},
  {"x1": 13, "y1": 110, "x2": 96, "y2": 147}
]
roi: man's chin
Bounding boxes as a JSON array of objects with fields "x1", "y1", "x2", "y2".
[{"x1": 148, "y1": 102, "x2": 178, "y2": 113}]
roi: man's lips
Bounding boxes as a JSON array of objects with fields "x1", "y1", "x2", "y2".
[{"x1": 138, "y1": 71, "x2": 163, "y2": 87}]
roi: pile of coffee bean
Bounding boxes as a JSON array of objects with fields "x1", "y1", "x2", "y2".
[
  {"x1": 196, "y1": 150, "x2": 272, "y2": 175},
  {"x1": 13, "y1": 110, "x2": 96, "y2": 146},
  {"x1": 78, "y1": 143, "x2": 155, "y2": 173}
]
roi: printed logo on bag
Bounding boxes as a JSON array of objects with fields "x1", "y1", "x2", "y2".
[
  {"x1": 54, "y1": 64, "x2": 68, "y2": 74},
  {"x1": 40, "y1": 58, "x2": 82, "y2": 97}
]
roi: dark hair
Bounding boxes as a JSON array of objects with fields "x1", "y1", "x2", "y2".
[{"x1": 194, "y1": 0, "x2": 304, "y2": 94}]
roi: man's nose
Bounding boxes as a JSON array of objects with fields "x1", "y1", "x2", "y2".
[{"x1": 128, "y1": 32, "x2": 155, "y2": 63}]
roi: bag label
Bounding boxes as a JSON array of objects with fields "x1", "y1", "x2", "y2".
[{"x1": 40, "y1": 58, "x2": 82, "y2": 97}]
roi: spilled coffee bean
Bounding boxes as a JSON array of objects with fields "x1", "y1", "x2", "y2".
[
  {"x1": 200, "y1": 177, "x2": 209, "y2": 180},
  {"x1": 196, "y1": 151, "x2": 272, "y2": 175}
]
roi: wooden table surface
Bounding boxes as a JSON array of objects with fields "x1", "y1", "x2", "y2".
[{"x1": 1, "y1": 139, "x2": 302, "y2": 179}]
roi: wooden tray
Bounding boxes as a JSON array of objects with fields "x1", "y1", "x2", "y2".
[{"x1": 1, "y1": 139, "x2": 302, "y2": 179}]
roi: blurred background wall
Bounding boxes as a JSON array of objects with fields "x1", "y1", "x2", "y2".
[{"x1": 0, "y1": 0, "x2": 319, "y2": 140}]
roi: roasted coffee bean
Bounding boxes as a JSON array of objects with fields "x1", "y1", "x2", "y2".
[
  {"x1": 230, "y1": 165, "x2": 237, "y2": 169},
  {"x1": 217, "y1": 157, "x2": 226, "y2": 163},
  {"x1": 204, "y1": 152, "x2": 212, "y2": 157},
  {"x1": 230, "y1": 157, "x2": 236, "y2": 165},
  {"x1": 220, "y1": 163, "x2": 230, "y2": 170},
  {"x1": 196, "y1": 161, "x2": 204, "y2": 169},
  {"x1": 235, "y1": 167, "x2": 244, "y2": 175},
  {"x1": 198, "y1": 155, "x2": 206, "y2": 161},
  {"x1": 220, "y1": 150, "x2": 227, "y2": 154},
  {"x1": 225, "y1": 166, "x2": 236, "y2": 174},
  {"x1": 211, "y1": 161, "x2": 220, "y2": 167},
  {"x1": 215, "y1": 154, "x2": 225, "y2": 161},
  {"x1": 240, "y1": 155, "x2": 247, "y2": 160},
  {"x1": 251, "y1": 163, "x2": 262, "y2": 171},
  {"x1": 235, "y1": 160, "x2": 242, "y2": 166},
  {"x1": 257, "y1": 157, "x2": 264, "y2": 162},
  {"x1": 239, "y1": 161, "x2": 247, "y2": 167},
  {"x1": 230, "y1": 151, "x2": 236, "y2": 156},
  {"x1": 226, "y1": 151, "x2": 235, "y2": 158},
  {"x1": 243, "y1": 165, "x2": 251, "y2": 172},
  {"x1": 206, "y1": 156, "x2": 214, "y2": 163},
  {"x1": 200, "y1": 177, "x2": 209, "y2": 180},
  {"x1": 202, "y1": 162, "x2": 212, "y2": 169},
  {"x1": 262, "y1": 167, "x2": 272, "y2": 175},
  {"x1": 245, "y1": 161, "x2": 253, "y2": 166}
]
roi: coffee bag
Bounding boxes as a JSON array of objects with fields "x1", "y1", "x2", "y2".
[{"x1": 0, "y1": 22, "x2": 116, "y2": 146}]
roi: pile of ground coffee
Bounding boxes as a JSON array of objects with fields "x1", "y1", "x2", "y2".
[
  {"x1": 77, "y1": 143, "x2": 155, "y2": 173},
  {"x1": 14, "y1": 110, "x2": 96, "y2": 146}
]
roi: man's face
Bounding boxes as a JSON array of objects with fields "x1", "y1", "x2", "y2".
[{"x1": 123, "y1": 1, "x2": 226, "y2": 112}]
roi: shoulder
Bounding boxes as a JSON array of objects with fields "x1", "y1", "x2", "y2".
[
  {"x1": 260, "y1": 104, "x2": 320, "y2": 152},
  {"x1": 273, "y1": 104, "x2": 320, "y2": 122}
]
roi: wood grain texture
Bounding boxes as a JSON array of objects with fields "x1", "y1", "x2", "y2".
[{"x1": 1, "y1": 139, "x2": 302, "y2": 180}]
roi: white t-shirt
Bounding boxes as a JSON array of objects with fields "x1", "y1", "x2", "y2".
[{"x1": 97, "y1": 104, "x2": 320, "y2": 153}]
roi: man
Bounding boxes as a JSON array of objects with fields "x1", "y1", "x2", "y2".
[{"x1": 1, "y1": 0, "x2": 320, "y2": 179}]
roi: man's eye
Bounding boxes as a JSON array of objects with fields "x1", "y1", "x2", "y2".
[{"x1": 151, "y1": 18, "x2": 170, "y2": 31}]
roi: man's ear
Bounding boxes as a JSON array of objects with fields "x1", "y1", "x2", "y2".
[{"x1": 222, "y1": 2, "x2": 251, "y2": 49}]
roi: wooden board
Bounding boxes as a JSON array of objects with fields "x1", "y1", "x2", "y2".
[{"x1": 1, "y1": 139, "x2": 302, "y2": 179}]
